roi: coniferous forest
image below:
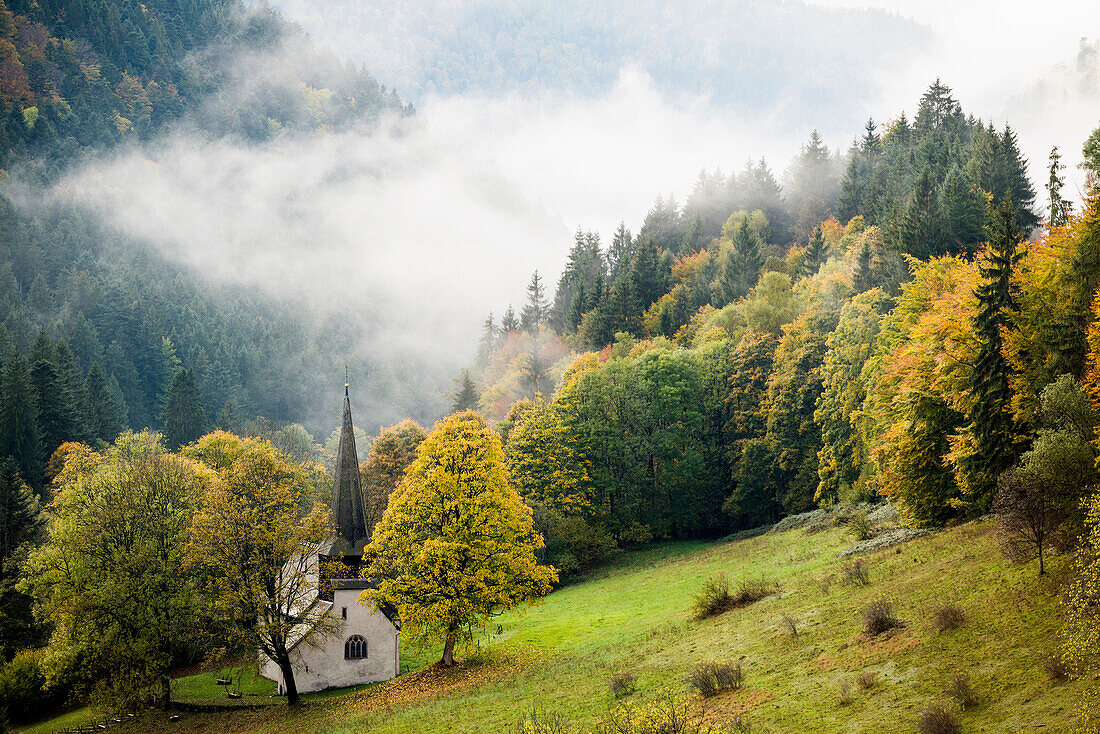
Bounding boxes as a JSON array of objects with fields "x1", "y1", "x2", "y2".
[{"x1": 2, "y1": 0, "x2": 1100, "y2": 729}]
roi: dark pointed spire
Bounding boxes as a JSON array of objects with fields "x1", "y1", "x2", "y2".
[{"x1": 331, "y1": 372, "x2": 368, "y2": 548}]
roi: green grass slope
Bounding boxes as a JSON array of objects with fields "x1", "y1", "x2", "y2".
[{"x1": 98, "y1": 520, "x2": 1092, "y2": 733}]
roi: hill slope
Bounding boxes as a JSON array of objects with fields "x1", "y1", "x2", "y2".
[{"x1": 115, "y1": 517, "x2": 1086, "y2": 733}]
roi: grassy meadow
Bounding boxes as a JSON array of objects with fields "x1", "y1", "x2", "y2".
[{"x1": 33, "y1": 518, "x2": 1090, "y2": 733}]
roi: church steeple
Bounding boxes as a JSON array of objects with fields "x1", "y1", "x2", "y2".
[{"x1": 331, "y1": 369, "x2": 368, "y2": 548}]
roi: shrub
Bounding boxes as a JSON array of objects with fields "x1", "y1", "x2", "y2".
[
  {"x1": 511, "y1": 709, "x2": 573, "y2": 734},
  {"x1": 608, "y1": 671, "x2": 637, "y2": 699},
  {"x1": 692, "y1": 575, "x2": 733, "y2": 619},
  {"x1": 946, "y1": 672, "x2": 977, "y2": 709},
  {"x1": 688, "y1": 662, "x2": 744, "y2": 697},
  {"x1": 780, "y1": 614, "x2": 798, "y2": 637},
  {"x1": 842, "y1": 560, "x2": 871, "y2": 586},
  {"x1": 837, "y1": 679, "x2": 853, "y2": 706},
  {"x1": 600, "y1": 694, "x2": 722, "y2": 734},
  {"x1": 862, "y1": 599, "x2": 902, "y2": 636},
  {"x1": 0, "y1": 649, "x2": 68, "y2": 724},
  {"x1": 692, "y1": 576, "x2": 777, "y2": 620},
  {"x1": 916, "y1": 704, "x2": 960, "y2": 734},
  {"x1": 857, "y1": 670, "x2": 878, "y2": 690},
  {"x1": 932, "y1": 604, "x2": 967, "y2": 633},
  {"x1": 1044, "y1": 654, "x2": 1070, "y2": 683},
  {"x1": 848, "y1": 512, "x2": 875, "y2": 541}
]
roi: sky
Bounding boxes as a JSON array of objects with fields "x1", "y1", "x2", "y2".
[{"x1": 54, "y1": 0, "x2": 1100, "y2": 420}]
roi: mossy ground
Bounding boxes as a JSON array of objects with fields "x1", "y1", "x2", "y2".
[{"x1": 26, "y1": 520, "x2": 1093, "y2": 733}]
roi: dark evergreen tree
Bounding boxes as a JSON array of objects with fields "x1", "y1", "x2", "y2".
[
  {"x1": 964, "y1": 196, "x2": 1023, "y2": 512},
  {"x1": 160, "y1": 368, "x2": 206, "y2": 449},
  {"x1": 941, "y1": 165, "x2": 987, "y2": 253},
  {"x1": 520, "y1": 271, "x2": 549, "y2": 334},
  {"x1": 550, "y1": 230, "x2": 606, "y2": 333},
  {"x1": 30, "y1": 328, "x2": 54, "y2": 365},
  {"x1": 53, "y1": 340, "x2": 92, "y2": 441},
  {"x1": 0, "y1": 457, "x2": 44, "y2": 659},
  {"x1": 217, "y1": 399, "x2": 243, "y2": 434},
  {"x1": 998, "y1": 125, "x2": 1038, "y2": 231},
  {"x1": 30, "y1": 359, "x2": 77, "y2": 465},
  {"x1": 86, "y1": 362, "x2": 126, "y2": 444},
  {"x1": 606, "y1": 222, "x2": 634, "y2": 280},
  {"x1": 500, "y1": 305, "x2": 520, "y2": 335},
  {"x1": 451, "y1": 370, "x2": 480, "y2": 413},
  {"x1": 628, "y1": 239, "x2": 668, "y2": 316},
  {"x1": 801, "y1": 226, "x2": 827, "y2": 278},
  {"x1": 475, "y1": 312, "x2": 498, "y2": 368},
  {"x1": 1047, "y1": 146, "x2": 1073, "y2": 227},
  {"x1": 853, "y1": 242, "x2": 874, "y2": 293},
  {"x1": 0, "y1": 354, "x2": 42, "y2": 490},
  {"x1": 731, "y1": 217, "x2": 763, "y2": 295}
]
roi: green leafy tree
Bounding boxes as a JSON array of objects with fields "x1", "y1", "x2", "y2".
[
  {"x1": 160, "y1": 368, "x2": 206, "y2": 449},
  {"x1": 25, "y1": 433, "x2": 207, "y2": 708},
  {"x1": 363, "y1": 412, "x2": 556, "y2": 666}
]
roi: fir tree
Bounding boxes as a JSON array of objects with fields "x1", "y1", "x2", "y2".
[
  {"x1": 801, "y1": 226, "x2": 827, "y2": 278},
  {"x1": 1047, "y1": 146, "x2": 1073, "y2": 227},
  {"x1": 0, "y1": 457, "x2": 43, "y2": 658},
  {"x1": 87, "y1": 362, "x2": 125, "y2": 444},
  {"x1": 475, "y1": 312, "x2": 498, "y2": 369},
  {"x1": 942, "y1": 165, "x2": 987, "y2": 254},
  {"x1": 217, "y1": 399, "x2": 243, "y2": 434},
  {"x1": 998, "y1": 124, "x2": 1038, "y2": 231},
  {"x1": 607, "y1": 222, "x2": 634, "y2": 279},
  {"x1": 30, "y1": 359, "x2": 77, "y2": 465},
  {"x1": 30, "y1": 328, "x2": 53, "y2": 365},
  {"x1": 731, "y1": 217, "x2": 763, "y2": 294},
  {"x1": 53, "y1": 339, "x2": 91, "y2": 442},
  {"x1": 520, "y1": 271, "x2": 549, "y2": 333},
  {"x1": 853, "y1": 242, "x2": 874, "y2": 293},
  {"x1": 965, "y1": 196, "x2": 1022, "y2": 512},
  {"x1": 500, "y1": 305, "x2": 519, "y2": 335},
  {"x1": 160, "y1": 368, "x2": 206, "y2": 449},
  {"x1": 0, "y1": 354, "x2": 42, "y2": 490},
  {"x1": 451, "y1": 370, "x2": 480, "y2": 413}
]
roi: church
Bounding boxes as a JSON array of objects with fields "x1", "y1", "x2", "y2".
[{"x1": 259, "y1": 382, "x2": 401, "y2": 695}]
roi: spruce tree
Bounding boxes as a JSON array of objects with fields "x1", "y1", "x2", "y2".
[
  {"x1": 217, "y1": 399, "x2": 243, "y2": 434},
  {"x1": 853, "y1": 242, "x2": 874, "y2": 292},
  {"x1": 997, "y1": 125, "x2": 1038, "y2": 231},
  {"x1": 965, "y1": 196, "x2": 1022, "y2": 512},
  {"x1": 30, "y1": 328, "x2": 54, "y2": 365},
  {"x1": 87, "y1": 362, "x2": 125, "y2": 443},
  {"x1": 801, "y1": 226, "x2": 827, "y2": 278},
  {"x1": 520, "y1": 271, "x2": 548, "y2": 333},
  {"x1": 731, "y1": 217, "x2": 763, "y2": 294},
  {"x1": 500, "y1": 305, "x2": 519, "y2": 335},
  {"x1": 475, "y1": 312, "x2": 498, "y2": 368},
  {"x1": 451, "y1": 370, "x2": 480, "y2": 413},
  {"x1": 1047, "y1": 146, "x2": 1073, "y2": 227},
  {"x1": 942, "y1": 165, "x2": 987, "y2": 254},
  {"x1": 160, "y1": 368, "x2": 206, "y2": 449},
  {"x1": 0, "y1": 457, "x2": 43, "y2": 658},
  {"x1": 31, "y1": 359, "x2": 77, "y2": 465},
  {"x1": 607, "y1": 222, "x2": 634, "y2": 279},
  {"x1": 0, "y1": 354, "x2": 43, "y2": 490},
  {"x1": 54, "y1": 339, "x2": 92, "y2": 441}
]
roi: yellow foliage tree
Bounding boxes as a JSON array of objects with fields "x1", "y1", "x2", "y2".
[
  {"x1": 363, "y1": 411, "x2": 557, "y2": 666},
  {"x1": 185, "y1": 432, "x2": 333, "y2": 706}
]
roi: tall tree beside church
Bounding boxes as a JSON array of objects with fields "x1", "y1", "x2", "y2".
[
  {"x1": 360, "y1": 419, "x2": 426, "y2": 539},
  {"x1": 161, "y1": 369, "x2": 206, "y2": 449},
  {"x1": 962, "y1": 196, "x2": 1023, "y2": 511},
  {"x1": 0, "y1": 353, "x2": 42, "y2": 490},
  {"x1": 185, "y1": 433, "x2": 335, "y2": 707},
  {"x1": 520, "y1": 271, "x2": 549, "y2": 333},
  {"x1": 363, "y1": 412, "x2": 556, "y2": 667},
  {"x1": 1047, "y1": 146, "x2": 1074, "y2": 227},
  {"x1": 25, "y1": 433, "x2": 207, "y2": 708}
]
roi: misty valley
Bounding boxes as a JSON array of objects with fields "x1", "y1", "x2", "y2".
[{"x1": 0, "y1": 0, "x2": 1099, "y2": 732}]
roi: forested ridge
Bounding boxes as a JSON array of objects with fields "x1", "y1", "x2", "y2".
[
  {"x1": 0, "y1": 0, "x2": 419, "y2": 490},
  {"x1": 466, "y1": 81, "x2": 1100, "y2": 576}
]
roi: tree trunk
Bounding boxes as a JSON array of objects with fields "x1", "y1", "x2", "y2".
[
  {"x1": 441, "y1": 635, "x2": 456, "y2": 666},
  {"x1": 1038, "y1": 543, "x2": 1045, "y2": 575},
  {"x1": 160, "y1": 674, "x2": 171, "y2": 710},
  {"x1": 277, "y1": 652, "x2": 300, "y2": 706}
]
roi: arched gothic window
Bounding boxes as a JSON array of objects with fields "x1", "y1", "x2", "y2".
[{"x1": 345, "y1": 635, "x2": 367, "y2": 660}]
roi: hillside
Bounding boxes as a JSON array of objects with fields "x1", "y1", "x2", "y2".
[{"x1": 81, "y1": 514, "x2": 1086, "y2": 733}]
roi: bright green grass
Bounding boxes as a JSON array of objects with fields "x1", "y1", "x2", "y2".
[
  {"x1": 21, "y1": 706, "x2": 98, "y2": 734},
  {"x1": 35, "y1": 521, "x2": 1092, "y2": 733},
  {"x1": 171, "y1": 667, "x2": 276, "y2": 702}
]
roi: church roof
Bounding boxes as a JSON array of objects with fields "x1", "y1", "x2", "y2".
[{"x1": 331, "y1": 380, "x2": 368, "y2": 548}]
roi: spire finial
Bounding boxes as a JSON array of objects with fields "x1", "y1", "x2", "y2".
[{"x1": 344, "y1": 364, "x2": 349, "y2": 396}]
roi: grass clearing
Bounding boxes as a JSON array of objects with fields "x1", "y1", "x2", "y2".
[{"x1": 41, "y1": 520, "x2": 1089, "y2": 733}]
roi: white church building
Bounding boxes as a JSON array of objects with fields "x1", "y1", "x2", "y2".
[{"x1": 260, "y1": 383, "x2": 401, "y2": 695}]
